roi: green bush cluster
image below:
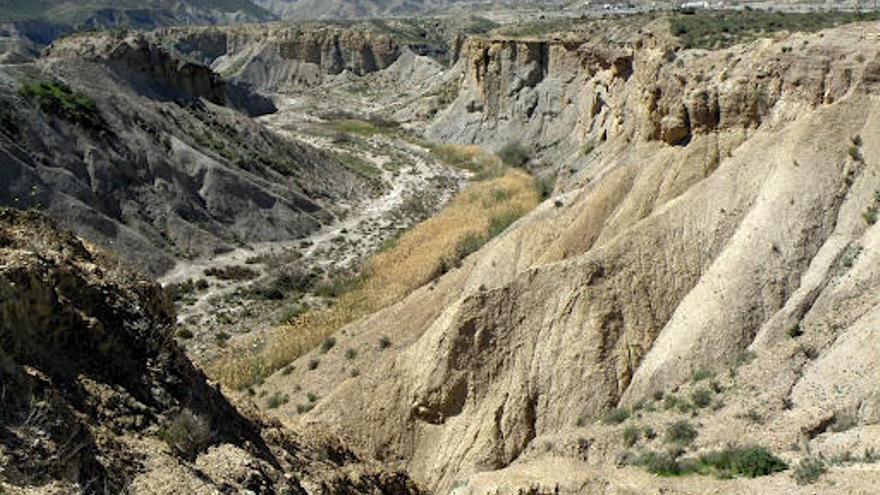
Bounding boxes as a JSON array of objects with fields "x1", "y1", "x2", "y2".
[
  {"x1": 634, "y1": 445, "x2": 787, "y2": 479},
  {"x1": 20, "y1": 81, "x2": 108, "y2": 131},
  {"x1": 698, "y1": 446, "x2": 788, "y2": 478}
]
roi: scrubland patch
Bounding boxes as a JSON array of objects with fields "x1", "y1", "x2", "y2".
[{"x1": 670, "y1": 11, "x2": 880, "y2": 50}]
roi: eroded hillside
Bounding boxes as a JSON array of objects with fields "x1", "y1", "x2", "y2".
[
  {"x1": 0, "y1": 31, "x2": 379, "y2": 275},
  {"x1": 248, "y1": 17, "x2": 880, "y2": 495}
]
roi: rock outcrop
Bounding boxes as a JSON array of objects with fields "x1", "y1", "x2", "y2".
[{"x1": 0, "y1": 208, "x2": 424, "y2": 495}]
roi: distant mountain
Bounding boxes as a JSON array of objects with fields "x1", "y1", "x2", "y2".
[
  {"x1": 253, "y1": 0, "x2": 535, "y2": 20},
  {"x1": 0, "y1": 0, "x2": 274, "y2": 28}
]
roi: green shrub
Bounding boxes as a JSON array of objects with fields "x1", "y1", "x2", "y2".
[
  {"x1": 864, "y1": 206, "x2": 878, "y2": 225},
  {"x1": 204, "y1": 265, "x2": 258, "y2": 281},
  {"x1": 266, "y1": 392, "x2": 289, "y2": 409},
  {"x1": 20, "y1": 81, "x2": 107, "y2": 131},
  {"x1": 665, "y1": 420, "x2": 698, "y2": 446},
  {"x1": 692, "y1": 369, "x2": 713, "y2": 382},
  {"x1": 698, "y1": 446, "x2": 788, "y2": 478},
  {"x1": 345, "y1": 348, "x2": 358, "y2": 360},
  {"x1": 849, "y1": 146, "x2": 863, "y2": 162},
  {"x1": 306, "y1": 392, "x2": 318, "y2": 403},
  {"x1": 307, "y1": 359, "x2": 320, "y2": 370},
  {"x1": 636, "y1": 451, "x2": 687, "y2": 476},
  {"x1": 582, "y1": 141, "x2": 596, "y2": 156},
  {"x1": 176, "y1": 328, "x2": 194, "y2": 339},
  {"x1": 793, "y1": 457, "x2": 826, "y2": 485},
  {"x1": 623, "y1": 426, "x2": 641, "y2": 447},
  {"x1": 378, "y1": 336, "x2": 392, "y2": 350},
  {"x1": 320, "y1": 337, "x2": 336, "y2": 354},
  {"x1": 787, "y1": 323, "x2": 803, "y2": 338},
  {"x1": 603, "y1": 407, "x2": 630, "y2": 425},
  {"x1": 691, "y1": 388, "x2": 713, "y2": 409},
  {"x1": 159, "y1": 409, "x2": 212, "y2": 461}
]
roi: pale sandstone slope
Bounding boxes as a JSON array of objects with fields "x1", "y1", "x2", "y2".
[{"x1": 257, "y1": 20, "x2": 880, "y2": 494}]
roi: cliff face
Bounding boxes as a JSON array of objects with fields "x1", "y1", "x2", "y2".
[
  {"x1": 0, "y1": 209, "x2": 424, "y2": 495},
  {"x1": 263, "y1": 20, "x2": 880, "y2": 494},
  {"x1": 49, "y1": 32, "x2": 229, "y2": 107},
  {"x1": 428, "y1": 20, "x2": 860, "y2": 164},
  {"x1": 154, "y1": 24, "x2": 402, "y2": 90}
]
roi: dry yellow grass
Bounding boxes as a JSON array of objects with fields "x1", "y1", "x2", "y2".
[{"x1": 210, "y1": 147, "x2": 540, "y2": 390}]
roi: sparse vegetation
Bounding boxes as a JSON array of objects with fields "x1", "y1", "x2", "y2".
[
  {"x1": 793, "y1": 456, "x2": 826, "y2": 485},
  {"x1": 863, "y1": 191, "x2": 880, "y2": 225},
  {"x1": 840, "y1": 244, "x2": 863, "y2": 269},
  {"x1": 691, "y1": 388, "x2": 713, "y2": 409},
  {"x1": 691, "y1": 368, "x2": 713, "y2": 382},
  {"x1": 735, "y1": 350, "x2": 757, "y2": 367},
  {"x1": 430, "y1": 144, "x2": 506, "y2": 180},
  {"x1": 164, "y1": 278, "x2": 209, "y2": 302},
  {"x1": 582, "y1": 140, "x2": 596, "y2": 156},
  {"x1": 322, "y1": 113, "x2": 401, "y2": 137},
  {"x1": 665, "y1": 420, "x2": 698, "y2": 446},
  {"x1": 636, "y1": 450, "x2": 688, "y2": 476},
  {"x1": 623, "y1": 426, "x2": 641, "y2": 447},
  {"x1": 266, "y1": 392, "x2": 290, "y2": 409},
  {"x1": 604, "y1": 407, "x2": 630, "y2": 425},
  {"x1": 320, "y1": 337, "x2": 337, "y2": 354}
]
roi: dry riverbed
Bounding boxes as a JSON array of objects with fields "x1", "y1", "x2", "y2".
[{"x1": 160, "y1": 94, "x2": 466, "y2": 364}]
